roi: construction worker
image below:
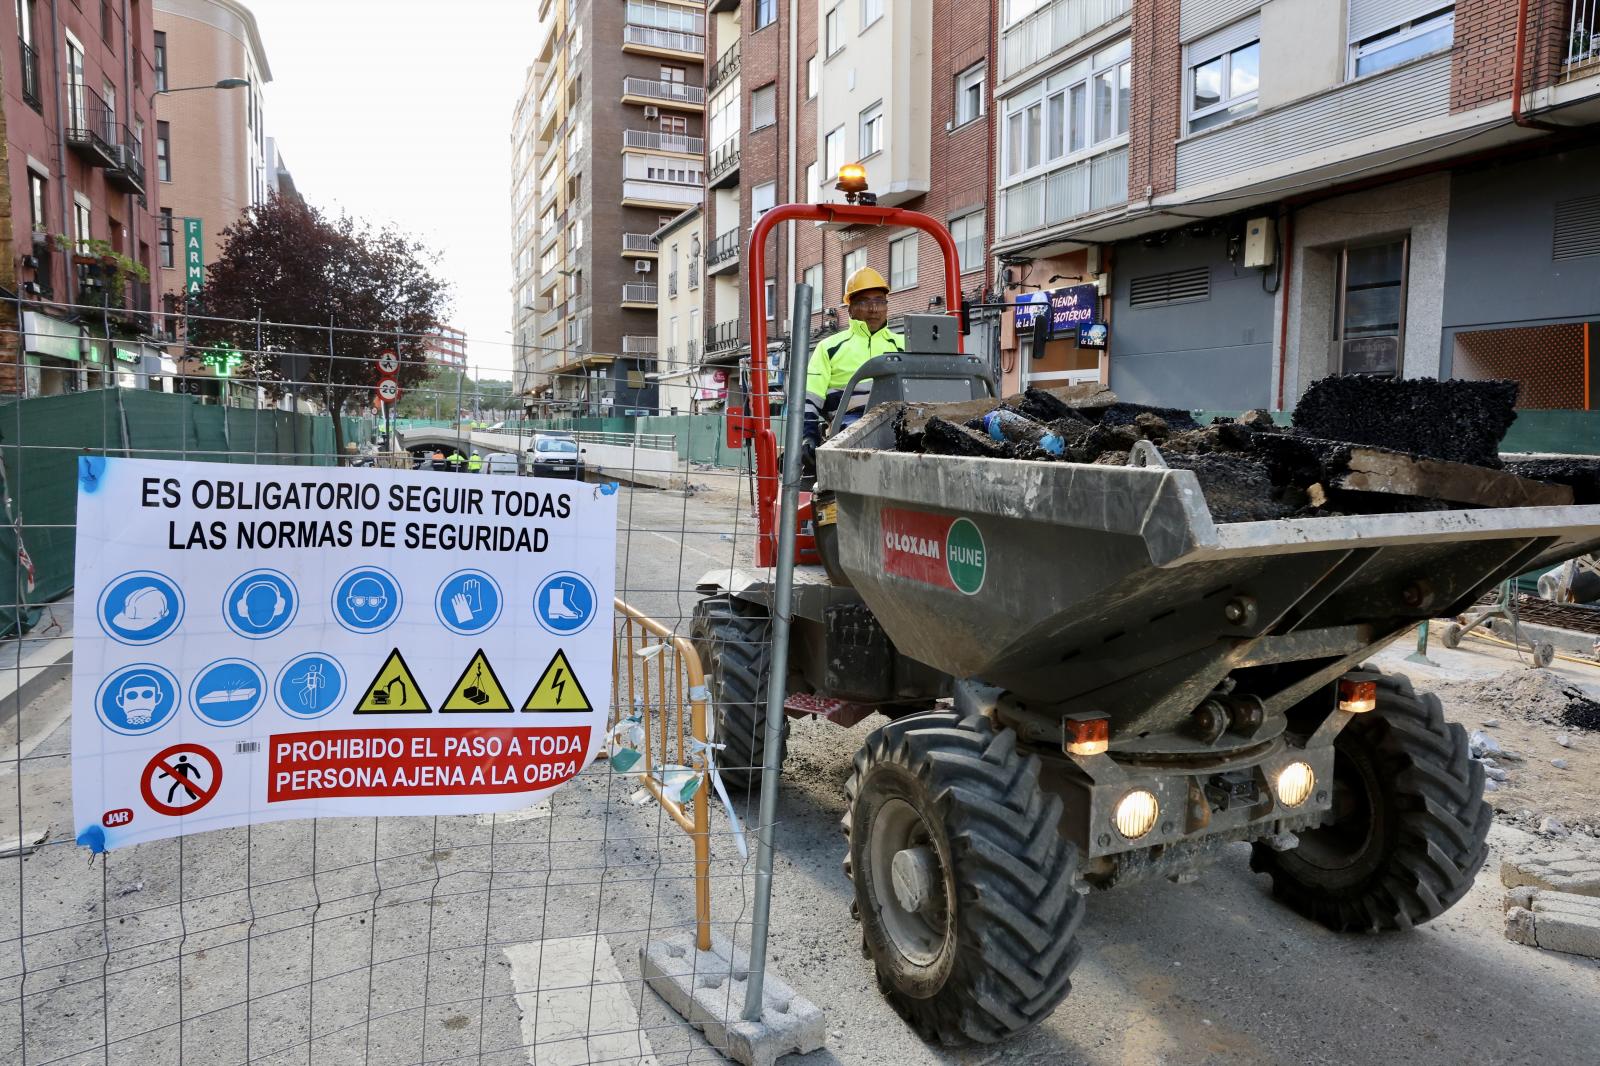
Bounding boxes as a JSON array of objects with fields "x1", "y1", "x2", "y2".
[
  {"x1": 447, "y1": 448, "x2": 466, "y2": 473},
  {"x1": 430, "y1": 448, "x2": 446, "y2": 472},
  {"x1": 804, "y1": 267, "x2": 903, "y2": 448},
  {"x1": 466, "y1": 451, "x2": 483, "y2": 474}
]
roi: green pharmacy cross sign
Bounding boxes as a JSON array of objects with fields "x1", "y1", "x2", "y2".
[
  {"x1": 200, "y1": 346, "x2": 243, "y2": 377},
  {"x1": 183, "y1": 218, "x2": 204, "y2": 293}
]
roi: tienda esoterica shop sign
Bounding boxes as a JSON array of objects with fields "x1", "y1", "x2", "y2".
[{"x1": 880, "y1": 507, "x2": 986, "y2": 595}]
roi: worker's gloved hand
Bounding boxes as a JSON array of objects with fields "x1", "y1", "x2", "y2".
[{"x1": 799, "y1": 436, "x2": 819, "y2": 479}]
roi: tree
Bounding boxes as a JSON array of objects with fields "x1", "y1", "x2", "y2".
[{"x1": 186, "y1": 193, "x2": 451, "y2": 456}]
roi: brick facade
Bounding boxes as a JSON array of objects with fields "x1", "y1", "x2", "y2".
[
  {"x1": 1451, "y1": 0, "x2": 1572, "y2": 113},
  {"x1": 1126, "y1": 0, "x2": 1180, "y2": 201}
]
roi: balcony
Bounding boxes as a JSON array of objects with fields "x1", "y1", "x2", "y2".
[
  {"x1": 622, "y1": 232, "x2": 659, "y2": 257},
  {"x1": 623, "y1": 129, "x2": 704, "y2": 156},
  {"x1": 1567, "y1": 1, "x2": 1600, "y2": 78},
  {"x1": 708, "y1": 0, "x2": 739, "y2": 12},
  {"x1": 622, "y1": 283, "x2": 658, "y2": 307},
  {"x1": 622, "y1": 24, "x2": 706, "y2": 58},
  {"x1": 65, "y1": 87, "x2": 120, "y2": 168},
  {"x1": 708, "y1": 41, "x2": 740, "y2": 92},
  {"x1": 539, "y1": 265, "x2": 563, "y2": 293},
  {"x1": 1001, "y1": 0, "x2": 1131, "y2": 83},
  {"x1": 539, "y1": 302, "x2": 567, "y2": 333},
  {"x1": 704, "y1": 320, "x2": 741, "y2": 356},
  {"x1": 708, "y1": 139, "x2": 740, "y2": 188},
  {"x1": 1000, "y1": 146, "x2": 1127, "y2": 237},
  {"x1": 19, "y1": 38, "x2": 40, "y2": 113},
  {"x1": 106, "y1": 128, "x2": 146, "y2": 194},
  {"x1": 706, "y1": 227, "x2": 740, "y2": 276},
  {"x1": 623, "y1": 335, "x2": 658, "y2": 355},
  {"x1": 621, "y1": 76, "x2": 706, "y2": 110},
  {"x1": 621, "y1": 179, "x2": 703, "y2": 209}
]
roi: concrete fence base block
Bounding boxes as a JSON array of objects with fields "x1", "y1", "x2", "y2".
[
  {"x1": 1502, "y1": 887, "x2": 1600, "y2": 959},
  {"x1": 641, "y1": 933, "x2": 825, "y2": 1066}
]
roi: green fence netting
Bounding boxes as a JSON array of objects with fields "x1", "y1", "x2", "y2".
[{"x1": 0, "y1": 389, "x2": 370, "y2": 636}]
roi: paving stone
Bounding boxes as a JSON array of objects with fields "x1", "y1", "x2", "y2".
[
  {"x1": 1502, "y1": 850, "x2": 1600, "y2": 897},
  {"x1": 1502, "y1": 887, "x2": 1600, "y2": 958}
]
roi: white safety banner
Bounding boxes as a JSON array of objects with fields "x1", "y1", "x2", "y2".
[{"x1": 71, "y1": 456, "x2": 617, "y2": 852}]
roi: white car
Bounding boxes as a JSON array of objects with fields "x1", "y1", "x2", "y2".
[{"x1": 482, "y1": 453, "x2": 521, "y2": 476}]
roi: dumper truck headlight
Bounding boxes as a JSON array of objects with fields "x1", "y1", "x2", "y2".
[
  {"x1": 1276, "y1": 762, "x2": 1315, "y2": 807},
  {"x1": 1338, "y1": 678, "x2": 1377, "y2": 713},
  {"x1": 1113, "y1": 789, "x2": 1159, "y2": 839}
]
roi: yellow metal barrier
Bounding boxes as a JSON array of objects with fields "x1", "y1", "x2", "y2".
[{"x1": 613, "y1": 598, "x2": 712, "y2": 951}]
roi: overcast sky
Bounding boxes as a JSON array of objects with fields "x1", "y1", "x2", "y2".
[{"x1": 248, "y1": 0, "x2": 531, "y2": 378}]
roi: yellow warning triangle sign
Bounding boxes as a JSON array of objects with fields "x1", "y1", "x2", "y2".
[
  {"x1": 523, "y1": 649, "x2": 592, "y2": 713},
  {"x1": 440, "y1": 649, "x2": 513, "y2": 712},
  {"x1": 355, "y1": 649, "x2": 432, "y2": 714}
]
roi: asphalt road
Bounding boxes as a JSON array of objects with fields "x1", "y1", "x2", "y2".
[{"x1": 3, "y1": 477, "x2": 1598, "y2": 1065}]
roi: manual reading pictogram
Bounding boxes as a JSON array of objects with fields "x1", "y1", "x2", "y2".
[
  {"x1": 440, "y1": 649, "x2": 513, "y2": 712},
  {"x1": 354, "y1": 649, "x2": 432, "y2": 713},
  {"x1": 522, "y1": 648, "x2": 591, "y2": 712}
]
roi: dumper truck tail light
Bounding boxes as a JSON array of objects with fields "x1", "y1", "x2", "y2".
[
  {"x1": 1338, "y1": 679, "x2": 1377, "y2": 713},
  {"x1": 1064, "y1": 714, "x2": 1110, "y2": 756}
]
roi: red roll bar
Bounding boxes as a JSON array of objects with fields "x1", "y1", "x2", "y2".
[{"x1": 728, "y1": 201, "x2": 965, "y2": 566}]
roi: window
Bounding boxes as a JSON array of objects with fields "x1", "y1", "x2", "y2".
[
  {"x1": 18, "y1": 0, "x2": 34, "y2": 47},
  {"x1": 825, "y1": 6, "x2": 841, "y2": 55},
  {"x1": 689, "y1": 236, "x2": 701, "y2": 289},
  {"x1": 955, "y1": 63, "x2": 985, "y2": 127},
  {"x1": 569, "y1": 22, "x2": 582, "y2": 53},
  {"x1": 889, "y1": 234, "x2": 918, "y2": 290},
  {"x1": 1336, "y1": 238, "x2": 1409, "y2": 376},
  {"x1": 804, "y1": 265, "x2": 823, "y2": 314},
  {"x1": 859, "y1": 101, "x2": 884, "y2": 157},
  {"x1": 73, "y1": 198, "x2": 91, "y2": 250},
  {"x1": 628, "y1": 0, "x2": 705, "y2": 35},
  {"x1": 1004, "y1": 0, "x2": 1047, "y2": 25},
  {"x1": 752, "y1": 83, "x2": 776, "y2": 129},
  {"x1": 660, "y1": 64, "x2": 685, "y2": 84},
  {"x1": 661, "y1": 114, "x2": 688, "y2": 135},
  {"x1": 753, "y1": 180, "x2": 777, "y2": 217},
  {"x1": 153, "y1": 30, "x2": 166, "y2": 91},
  {"x1": 843, "y1": 247, "x2": 867, "y2": 284},
  {"x1": 765, "y1": 279, "x2": 777, "y2": 318},
  {"x1": 102, "y1": 78, "x2": 116, "y2": 126},
  {"x1": 1003, "y1": 38, "x2": 1129, "y2": 183},
  {"x1": 950, "y1": 211, "x2": 984, "y2": 274},
  {"x1": 569, "y1": 218, "x2": 583, "y2": 248},
  {"x1": 861, "y1": 0, "x2": 882, "y2": 29},
  {"x1": 156, "y1": 121, "x2": 170, "y2": 180},
  {"x1": 807, "y1": 55, "x2": 818, "y2": 99},
  {"x1": 805, "y1": 161, "x2": 818, "y2": 203},
  {"x1": 66, "y1": 35, "x2": 85, "y2": 131},
  {"x1": 754, "y1": 0, "x2": 776, "y2": 29},
  {"x1": 27, "y1": 170, "x2": 46, "y2": 234},
  {"x1": 1352, "y1": 7, "x2": 1454, "y2": 77},
  {"x1": 101, "y1": 0, "x2": 113, "y2": 44},
  {"x1": 824, "y1": 125, "x2": 846, "y2": 179},
  {"x1": 1189, "y1": 36, "x2": 1259, "y2": 132}
]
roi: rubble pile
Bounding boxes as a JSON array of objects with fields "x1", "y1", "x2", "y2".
[
  {"x1": 1435, "y1": 669, "x2": 1600, "y2": 733},
  {"x1": 891, "y1": 375, "x2": 1600, "y2": 523}
]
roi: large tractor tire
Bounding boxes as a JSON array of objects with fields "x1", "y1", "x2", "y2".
[
  {"x1": 843, "y1": 712, "x2": 1083, "y2": 1044},
  {"x1": 690, "y1": 594, "x2": 788, "y2": 791},
  {"x1": 1251, "y1": 671, "x2": 1491, "y2": 931}
]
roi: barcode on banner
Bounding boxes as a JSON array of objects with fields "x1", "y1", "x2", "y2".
[{"x1": 235, "y1": 741, "x2": 261, "y2": 754}]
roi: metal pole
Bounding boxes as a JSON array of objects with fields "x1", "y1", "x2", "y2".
[{"x1": 743, "y1": 283, "x2": 810, "y2": 1021}]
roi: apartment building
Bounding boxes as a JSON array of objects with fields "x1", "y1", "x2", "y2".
[
  {"x1": 994, "y1": 0, "x2": 1600, "y2": 416},
  {"x1": 424, "y1": 324, "x2": 468, "y2": 370},
  {"x1": 698, "y1": 0, "x2": 997, "y2": 411},
  {"x1": 652, "y1": 205, "x2": 704, "y2": 413},
  {"x1": 153, "y1": 0, "x2": 271, "y2": 304},
  {"x1": 1, "y1": 0, "x2": 167, "y2": 394},
  {"x1": 514, "y1": 0, "x2": 707, "y2": 416},
  {"x1": 511, "y1": 60, "x2": 543, "y2": 407}
]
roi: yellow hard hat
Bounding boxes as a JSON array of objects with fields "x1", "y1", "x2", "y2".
[{"x1": 844, "y1": 266, "x2": 890, "y2": 302}]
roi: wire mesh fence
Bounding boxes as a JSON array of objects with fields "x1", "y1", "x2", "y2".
[{"x1": 0, "y1": 297, "x2": 793, "y2": 1064}]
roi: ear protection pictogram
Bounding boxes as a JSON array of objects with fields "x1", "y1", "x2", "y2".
[{"x1": 235, "y1": 579, "x2": 288, "y2": 627}]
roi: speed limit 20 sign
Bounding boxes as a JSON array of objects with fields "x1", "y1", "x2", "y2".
[{"x1": 377, "y1": 378, "x2": 401, "y2": 403}]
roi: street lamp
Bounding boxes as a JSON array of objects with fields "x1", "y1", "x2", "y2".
[{"x1": 148, "y1": 77, "x2": 249, "y2": 110}]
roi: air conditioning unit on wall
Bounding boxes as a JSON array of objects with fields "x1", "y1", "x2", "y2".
[
  {"x1": 635, "y1": 260, "x2": 652, "y2": 273},
  {"x1": 643, "y1": 105, "x2": 659, "y2": 119}
]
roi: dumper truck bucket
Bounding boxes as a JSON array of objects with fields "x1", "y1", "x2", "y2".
[{"x1": 817, "y1": 403, "x2": 1600, "y2": 739}]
